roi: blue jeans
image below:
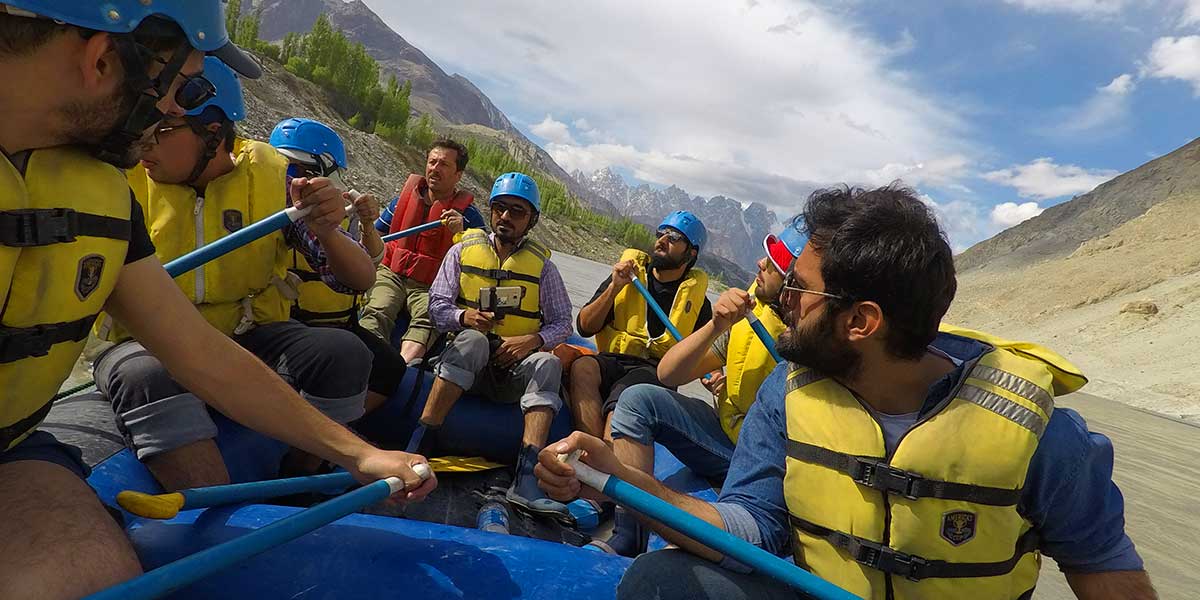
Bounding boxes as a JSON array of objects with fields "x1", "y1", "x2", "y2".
[
  {"x1": 617, "y1": 549, "x2": 800, "y2": 600},
  {"x1": 610, "y1": 383, "x2": 734, "y2": 481}
]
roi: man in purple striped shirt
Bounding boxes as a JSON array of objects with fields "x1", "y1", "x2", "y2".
[{"x1": 407, "y1": 172, "x2": 573, "y2": 518}]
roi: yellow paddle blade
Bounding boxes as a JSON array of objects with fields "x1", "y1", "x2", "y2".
[
  {"x1": 427, "y1": 455, "x2": 506, "y2": 473},
  {"x1": 117, "y1": 490, "x2": 186, "y2": 519}
]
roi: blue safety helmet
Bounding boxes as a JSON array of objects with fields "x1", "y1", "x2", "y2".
[
  {"x1": 186, "y1": 56, "x2": 244, "y2": 122},
  {"x1": 269, "y1": 118, "x2": 348, "y2": 169},
  {"x1": 658, "y1": 210, "x2": 707, "y2": 251},
  {"x1": 3, "y1": 0, "x2": 260, "y2": 78},
  {"x1": 764, "y1": 215, "x2": 808, "y2": 275},
  {"x1": 490, "y1": 172, "x2": 541, "y2": 214}
]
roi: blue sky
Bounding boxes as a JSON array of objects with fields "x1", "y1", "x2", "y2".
[{"x1": 365, "y1": 0, "x2": 1200, "y2": 250}]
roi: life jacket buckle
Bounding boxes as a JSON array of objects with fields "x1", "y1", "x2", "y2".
[
  {"x1": 0, "y1": 208, "x2": 78, "y2": 247},
  {"x1": 0, "y1": 324, "x2": 54, "y2": 361},
  {"x1": 850, "y1": 457, "x2": 925, "y2": 500},
  {"x1": 850, "y1": 538, "x2": 929, "y2": 581}
]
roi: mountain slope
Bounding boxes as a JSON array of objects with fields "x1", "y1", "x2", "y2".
[
  {"x1": 254, "y1": 0, "x2": 615, "y2": 214},
  {"x1": 949, "y1": 139, "x2": 1200, "y2": 421},
  {"x1": 956, "y1": 137, "x2": 1200, "y2": 272}
]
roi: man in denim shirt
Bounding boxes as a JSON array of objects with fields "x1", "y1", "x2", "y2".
[{"x1": 537, "y1": 185, "x2": 1155, "y2": 599}]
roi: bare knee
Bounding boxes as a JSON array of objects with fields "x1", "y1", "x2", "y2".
[
  {"x1": 0, "y1": 461, "x2": 141, "y2": 599},
  {"x1": 571, "y1": 356, "x2": 601, "y2": 389}
]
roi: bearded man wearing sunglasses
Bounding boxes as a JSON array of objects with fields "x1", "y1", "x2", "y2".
[
  {"x1": 539, "y1": 185, "x2": 1153, "y2": 600},
  {"x1": 0, "y1": 3, "x2": 434, "y2": 598},
  {"x1": 570, "y1": 210, "x2": 714, "y2": 444},
  {"x1": 93, "y1": 58, "x2": 387, "y2": 491}
]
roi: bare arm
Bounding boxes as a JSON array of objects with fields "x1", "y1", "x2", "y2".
[
  {"x1": 537, "y1": 432, "x2": 728, "y2": 562},
  {"x1": 657, "y1": 320, "x2": 725, "y2": 386},
  {"x1": 578, "y1": 260, "x2": 635, "y2": 337},
  {"x1": 314, "y1": 226, "x2": 375, "y2": 290},
  {"x1": 659, "y1": 288, "x2": 753, "y2": 386},
  {"x1": 1066, "y1": 571, "x2": 1157, "y2": 600},
  {"x1": 104, "y1": 257, "x2": 433, "y2": 496},
  {"x1": 293, "y1": 177, "x2": 376, "y2": 291}
]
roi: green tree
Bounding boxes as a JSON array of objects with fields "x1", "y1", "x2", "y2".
[
  {"x1": 225, "y1": 0, "x2": 242, "y2": 44},
  {"x1": 407, "y1": 114, "x2": 436, "y2": 150}
]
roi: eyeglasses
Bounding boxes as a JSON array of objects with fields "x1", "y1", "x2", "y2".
[
  {"x1": 491, "y1": 201, "x2": 529, "y2": 219},
  {"x1": 151, "y1": 123, "x2": 190, "y2": 144},
  {"x1": 656, "y1": 228, "x2": 685, "y2": 243},
  {"x1": 286, "y1": 162, "x2": 324, "y2": 179},
  {"x1": 780, "y1": 271, "x2": 846, "y2": 308}
]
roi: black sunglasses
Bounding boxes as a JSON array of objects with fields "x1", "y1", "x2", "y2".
[
  {"x1": 656, "y1": 228, "x2": 686, "y2": 244},
  {"x1": 491, "y1": 201, "x2": 530, "y2": 219},
  {"x1": 175, "y1": 74, "x2": 216, "y2": 111}
]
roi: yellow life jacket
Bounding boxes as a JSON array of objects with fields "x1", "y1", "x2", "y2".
[
  {"x1": 594, "y1": 248, "x2": 709, "y2": 359},
  {"x1": 717, "y1": 286, "x2": 784, "y2": 442},
  {"x1": 288, "y1": 213, "x2": 361, "y2": 327},
  {"x1": 0, "y1": 148, "x2": 131, "y2": 451},
  {"x1": 783, "y1": 329, "x2": 1085, "y2": 600},
  {"x1": 102, "y1": 139, "x2": 291, "y2": 339},
  {"x1": 456, "y1": 229, "x2": 547, "y2": 337}
]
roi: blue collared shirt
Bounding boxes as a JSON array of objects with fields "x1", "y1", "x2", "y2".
[{"x1": 713, "y1": 333, "x2": 1143, "y2": 574}]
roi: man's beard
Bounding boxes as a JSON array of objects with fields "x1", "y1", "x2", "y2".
[
  {"x1": 650, "y1": 250, "x2": 687, "y2": 270},
  {"x1": 60, "y1": 84, "x2": 143, "y2": 168},
  {"x1": 777, "y1": 307, "x2": 862, "y2": 379}
]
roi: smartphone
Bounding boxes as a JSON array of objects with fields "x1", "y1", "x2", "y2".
[{"x1": 479, "y1": 286, "x2": 525, "y2": 314}]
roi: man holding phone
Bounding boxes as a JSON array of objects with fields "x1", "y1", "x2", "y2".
[{"x1": 412, "y1": 172, "x2": 573, "y2": 519}]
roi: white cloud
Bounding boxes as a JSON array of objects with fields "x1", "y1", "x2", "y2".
[
  {"x1": 1047, "y1": 73, "x2": 1136, "y2": 136},
  {"x1": 366, "y1": 0, "x2": 972, "y2": 207},
  {"x1": 1002, "y1": 0, "x2": 1130, "y2": 16},
  {"x1": 991, "y1": 201, "x2": 1045, "y2": 226},
  {"x1": 1142, "y1": 36, "x2": 1200, "y2": 95},
  {"x1": 983, "y1": 158, "x2": 1118, "y2": 199},
  {"x1": 1180, "y1": 0, "x2": 1200, "y2": 25},
  {"x1": 529, "y1": 115, "x2": 574, "y2": 145}
]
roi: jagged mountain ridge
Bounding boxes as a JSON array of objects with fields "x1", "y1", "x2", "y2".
[
  {"x1": 253, "y1": 0, "x2": 615, "y2": 215},
  {"x1": 574, "y1": 168, "x2": 778, "y2": 272}
]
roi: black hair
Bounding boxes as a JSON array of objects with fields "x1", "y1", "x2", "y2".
[
  {"x1": 430, "y1": 138, "x2": 469, "y2": 172},
  {"x1": 0, "y1": 13, "x2": 186, "y2": 56},
  {"x1": 802, "y1": 183, "x2": 957, "y2": 360}
]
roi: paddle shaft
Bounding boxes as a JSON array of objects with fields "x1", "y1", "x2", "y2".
[
  {"x1": 380, "y1": 219, "x2": 443, "y2": 242},
  {"x1": 164, "y1": 191, "x2": 361, "y2": 278},
  {"x1": 745, "y1": 310, "x2": 784, "y2": 363},
  {"x1": 181, "y1": 471, "x2": 356, "y2": 510},
  {"x1": 87, "y1": 465, "x2": 429, "y2": 600},
  {"x1": 568, "y1": 458, "x2": 860, "y2": 600},
  {"x1": 630, "y1": 277, "x2": 684, "y2": 342}
]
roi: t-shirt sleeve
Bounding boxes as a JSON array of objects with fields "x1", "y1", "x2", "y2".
[
  {"x1": 125, "y1": 191, "x2": 156, "y2": 264},
  {"x1": 711, "y1": 328, "x2": 731, "y2": 361}
]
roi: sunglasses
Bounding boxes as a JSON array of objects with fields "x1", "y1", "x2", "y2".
[
  {"x1": 780, "y1": 271, "x2": 846, "y2": 308},
  {"x1": 656, "y1": 228, "x2": 686, "y2": 244},
  {"x1": 491, "y1": 201, "x2": 529, "y2": 219},
  {"x1": 174, "y1": 74, "x2": 217, "y2": 111}
]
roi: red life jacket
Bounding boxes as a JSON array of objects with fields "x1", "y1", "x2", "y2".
[{"x1": 382, "y1": 174, "x2": 475, "y2": 285}]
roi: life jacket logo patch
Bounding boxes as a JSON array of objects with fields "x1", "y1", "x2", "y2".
[
  {"x1": 75, "y1": 254, "x2": 105, "y2": 301},
  {"x1": 223, "y1": 209, "x2": 244, "y2": 233},
  {"x1": 684, "y1": 300, "x2": 694, "y2": 314},
  {"x1": 941, "y1": 510, "x2": 976, "y2": 546}
]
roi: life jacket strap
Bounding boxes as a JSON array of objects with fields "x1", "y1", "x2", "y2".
[
  {"x1": 0, "y1": 209, "x2": 130, "y2": 247},
  {"x1": 790, "y1": 516, "x2": 1039, "y2": 581},
  {"x1": 286, "y1": 268, "x2": 325, "y2": 283},
  {"x1": 0, "y1": 399, "x2": 53, "y2": 451},
  {"x1": 459, "y1": 264, "x2": 541, "y2": 285},
  {"x1": 786, "y1": 439, "x2": 1022, "y2": 506},
  {"x1": 291, "y1": 306, "x2": 358, "y2": 324},
  {"x1": 0, "y1": 315, "x2": 98, "y2": 364}
]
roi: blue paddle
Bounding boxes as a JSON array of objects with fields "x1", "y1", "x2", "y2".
[
  {"x1": 380, "y1": 219, "x2": 443, "y2": 242},
  {"x1": 745, "y1": 310, "x2": 784, "y2": 363},
  {"x1": 562, "y1": 453, "x2": 860, "y2": 600},
  {"x1": 84, "y1": 465, "x2": 432, "y2": 600},
  {"x1": 115, "y1": 472, "x2": 358, "y2": 520},
  {"x1": 630, "y1": 277, "x2": 684, "y2": 342},
  {"x1": 163, "y1": 191, "x2": 360, "y2": 278}
]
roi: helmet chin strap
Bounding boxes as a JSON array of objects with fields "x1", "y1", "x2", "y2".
[
  {"x1": 93, "y1": 36, "x2": 192, "y2": 168},
  {"x1": 184, "y1": 118, "x2": 232, "y2": 185}
]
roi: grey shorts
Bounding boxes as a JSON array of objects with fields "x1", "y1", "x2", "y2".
[{"x1": 0, "y1": 431, "x2": 89, "y2": 480}]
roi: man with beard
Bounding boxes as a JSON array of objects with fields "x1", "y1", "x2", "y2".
[
  {"x1": 0, "y1": 3, "x2": 433, "y2": 598},
  {"x1": 570, "y1": 210, "x2": 712, "y2": 442},
  {"x1": 538, "y1": 185, "x2": 1154, "y2": 599},
  {"x1": 412, "y1": 172, "x2": 573, "y2": 518},
  {"x1": 360, "y1": 139, "x2": 485, "y2": 365},
  {"x1": 95, "y1": 58, "x2": 382, "y2": 490},
  {"x1": 582, "y1": 219, "x2": 802, "y2": 557}
]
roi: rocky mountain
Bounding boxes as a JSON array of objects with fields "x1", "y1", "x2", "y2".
[
  {"x1": 575, "y1": 168, "x2": 778, "y2": 273},
  {"x1": 949, "y1": 137, "x2": 1200, "y2": 421},
  {"x1": 253, "y1": 0, "x2": 615, "y2": 215},
  {"x1": 956, "y1": 138, "x2": 1200, "y2": 273}
]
